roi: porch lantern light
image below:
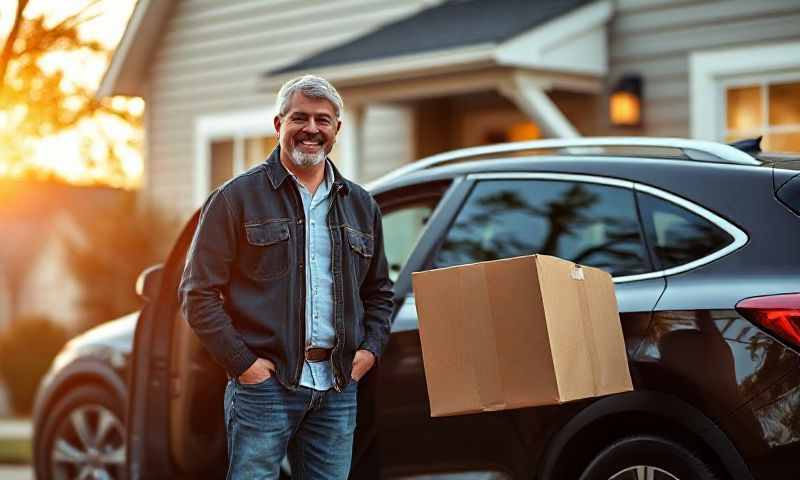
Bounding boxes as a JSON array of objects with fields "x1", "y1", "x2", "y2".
[{"x1": 609, "y1": 74, "x2": 643, "y2": 127}]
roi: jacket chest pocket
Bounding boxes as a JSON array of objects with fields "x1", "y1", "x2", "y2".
[
  {"x1": 241, "y1": 221, "x2": 290, "y2": 280},
  {"x1": 344, "y1": 226, "x2": 373, "y2": 281}
]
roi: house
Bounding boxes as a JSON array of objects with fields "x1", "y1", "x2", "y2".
[
  {"x1": 0, "y1": 181, "x2": 122, "y2": 331},
  {"x1": 12, "y1": 211, "x2": 87, "y2": 329},
  {"x1": 98, "y1": 0, "x2": 800, "y2": 219}
]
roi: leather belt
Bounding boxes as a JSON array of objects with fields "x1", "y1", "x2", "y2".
[{"x1": 305, "y1": 347, "x2": 332, "y2": 363}]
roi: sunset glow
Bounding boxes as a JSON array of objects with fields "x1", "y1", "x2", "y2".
[{"x1": 0, "y1": 0, "x2": 141, "y2": 188}]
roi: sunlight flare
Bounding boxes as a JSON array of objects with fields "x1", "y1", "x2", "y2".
[{"x1": 0, "y1": 0, "x2": 141, "y2": 188}]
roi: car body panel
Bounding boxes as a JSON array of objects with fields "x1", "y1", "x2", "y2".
[
  {"x1": 127, "y1": 213, "x2": 200, "y2": 480},
  {"x1": 32, "y1": 315, "x2": 135, "y2": 480},
  {"x1": 32, "y1": 312, "x2": 136, "y2": 436}
]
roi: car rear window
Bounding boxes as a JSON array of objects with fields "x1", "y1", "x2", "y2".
[{"x1": 636, "y1": 192, "x2": 734, "y2": 270}]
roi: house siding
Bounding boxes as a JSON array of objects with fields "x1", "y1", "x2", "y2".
[
  {"x1": 609, "y1": 0, "x2": 800, "y2": 137},
  {"x1": 145, "y1": 0, "x2": 429, "y2": 216}
]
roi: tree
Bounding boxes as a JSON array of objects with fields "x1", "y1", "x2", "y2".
[{"x1": 0, "y1": 0, "x2": 141, "y2": 184}]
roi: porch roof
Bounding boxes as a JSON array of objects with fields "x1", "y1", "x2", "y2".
[
  {"x1": 263, "y1": 0, "x2": 611, "y2": 94},
  {"x1": 270, "y1": 0, "x2": 593, "y2": 75}
]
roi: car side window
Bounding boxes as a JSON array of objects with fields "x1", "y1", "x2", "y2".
[
  {"x1": 382, "y1": 202, "x2": 437, "y2": 282},
  {"x1": 433, "y1": 179, "x2": 651, "y2": 277},
  {"x1": 636, "y1": 191, "x2": 733, "y2": 270}
]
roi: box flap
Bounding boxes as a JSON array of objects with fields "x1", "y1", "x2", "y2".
[
  {"x1": 482, "y1": 256, "x2": 560, "y2": 408},
  {"x1": 582, "y1": 267, "x2": 634, "y2": 394},
  {"x1": 538, "y1": 255, "x2": 632, "y2": 401},
  {"x1": 413, "y1": 267, "x2": 484, "y2": 416},
  {"x1": 537, "y1": 255, "x2": 598, "y2": 402},
  {"x1": 458, "y1": 264, "x2": 507, "y2": 411}
]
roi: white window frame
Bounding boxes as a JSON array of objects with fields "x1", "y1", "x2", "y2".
[
  {"x1": 690, "y1": 40, "x2": 800, "y2": 141},
  {"x1": 194, "y1": 107, "x2": 277, "y2": 206},
  {"x1": 720, "y1": 72, "x2": 800, "y2": 147}
]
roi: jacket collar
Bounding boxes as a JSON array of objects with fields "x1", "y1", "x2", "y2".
[{"x1": 264, "y1": 146, "x2": 349, "y2": 195}]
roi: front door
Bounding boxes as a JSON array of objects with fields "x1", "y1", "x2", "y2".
[{"x1": 127, "y1": 212, "x2": 231, "y2": 479}]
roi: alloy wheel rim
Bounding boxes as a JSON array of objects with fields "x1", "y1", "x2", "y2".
[
  {"x1": 609, "y1": 465, "x2": 681, "y2": 480},
  {"x1": 50, "y1": 404, "x2": 126, "y2": 480}
]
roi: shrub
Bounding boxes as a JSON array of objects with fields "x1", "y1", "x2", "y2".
[{"x1": 0, "y1": 315, "x2": 69, "y2": 415}]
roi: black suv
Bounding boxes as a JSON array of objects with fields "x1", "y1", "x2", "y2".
[{"x1": 34, "y1": 138, "x2": 800, "y2": 480}]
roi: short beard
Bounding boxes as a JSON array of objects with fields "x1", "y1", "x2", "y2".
[{"x1": 290, "y1": 147, "x2": 326, "y2": 168}]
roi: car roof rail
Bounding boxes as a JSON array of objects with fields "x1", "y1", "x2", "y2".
[{"x1": 370, "y1": 137, "x2": 760, "y2": 187}]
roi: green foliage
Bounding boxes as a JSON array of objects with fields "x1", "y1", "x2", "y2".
[
  {"x1": 63, "y1": 194, "x2": 181, "y2": 331},
  {"x1": 0, "y1": 315, "x2": 69, "y2": 415}
]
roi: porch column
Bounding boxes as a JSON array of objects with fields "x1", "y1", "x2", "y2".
[
  {"x1": 338, "y1": 105, "x2": 365, "y2": 181},
  {"x1": 499, "y1": 72, "x2": 580, "y2": 138}
]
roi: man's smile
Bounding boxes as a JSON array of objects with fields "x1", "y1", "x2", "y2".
[{"x1": 295, "y1": 135, "x2": 325, "y2": 152}]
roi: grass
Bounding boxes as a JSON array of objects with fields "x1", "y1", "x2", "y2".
[{"x1": 0, "y1": 437, "x2": 32, "y2": 464}]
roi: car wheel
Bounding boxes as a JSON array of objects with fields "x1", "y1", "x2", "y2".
[
  {"x1": 578, "y1": 435, "x2": 719, "y2": 480},
  {"x1": 36, "y1": 384, "x2": 126, "y2": 480}
]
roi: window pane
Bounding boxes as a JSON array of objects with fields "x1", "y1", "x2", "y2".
[
  {"x1": 768, "y1": 82, "x2": 800, "y2": 126},
  {"x1": 726, "y1": 86, "x2": 762, "y2": 131},
  {"x1": 434, "y1": 180, "x2": 650, "y2": 277},
  {"x1": 245, "y1": 136, "x2": 277, "y2": 169},
  {"x1": 382, "y1": 203, "x2": 437, "y2": 282},
  {"x1": 637, "y1": 192, "x2": 733, "y2": 270},
  {"x1": 724, "y1": 133, "x2": 753, "y2": 144},
  {"x1": 765, "y1": 132, "x2": 800, "y2": 153},
  {"x1": 210, "y1": 140, "x2": 234, "y2": 190}
]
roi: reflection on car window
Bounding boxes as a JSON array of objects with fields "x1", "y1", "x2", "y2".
[
  {"x1": 637, "y1": 192, "x2": 733, "y2": 270},
  {"x1": 382, "y1": 203, "x2": 436, "y2": 282},
  {"x1": 433, "y1": 179, "x2": 650, "y2": 277}
]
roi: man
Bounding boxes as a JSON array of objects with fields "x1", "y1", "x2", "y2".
[{"x1": 180, "y1": 75, "x2": 393, "y2": 479}]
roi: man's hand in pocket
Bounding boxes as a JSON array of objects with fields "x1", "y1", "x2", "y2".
[{"x1": 238, "y1": 357, "x2": 275, "y2": 385}]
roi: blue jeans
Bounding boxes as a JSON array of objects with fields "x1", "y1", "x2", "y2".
[{"x1": 224, "y1": 377, "x2": 358, "y2": 480}]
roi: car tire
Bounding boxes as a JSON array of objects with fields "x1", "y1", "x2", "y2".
[
  {"x1": 35, "y1": 384, "x2": 126, "y2": 480},
  {"x1": 578, "y1": 435, "x2": 719, "y2": 480}
]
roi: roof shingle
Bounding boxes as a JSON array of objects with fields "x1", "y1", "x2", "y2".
[{"x1": 270, "y1": 0, "x2": 592, "y2": 75}]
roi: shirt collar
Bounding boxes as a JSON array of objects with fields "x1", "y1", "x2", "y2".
[{"x1": 289, "y1": 160, "x2": 334, "y2": 199}]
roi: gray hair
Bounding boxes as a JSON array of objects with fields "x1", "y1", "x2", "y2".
[{"x1": 275, "y1": 75, "x2": 344, "y2": 119}]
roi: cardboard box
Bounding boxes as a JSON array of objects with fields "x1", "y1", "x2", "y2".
[{"x1": 411, "y1": 254, "x2": 633, "y2": 417}]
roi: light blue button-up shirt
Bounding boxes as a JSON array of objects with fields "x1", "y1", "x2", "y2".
[{"x1": 290, "y1": 162, "x2": 336, "y2": 391}]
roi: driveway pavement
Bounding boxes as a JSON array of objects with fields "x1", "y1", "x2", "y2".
[
  {"x1": 0, "y1": 465, "x2": 32, "y2": 479},
  {"x1": 0, "y1": 418, "x2": 506, "y2": 480}
]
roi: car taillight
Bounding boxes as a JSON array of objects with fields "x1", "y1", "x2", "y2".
[{"x1": 736, "y1": 293, "x2": 800, "y2": 347}]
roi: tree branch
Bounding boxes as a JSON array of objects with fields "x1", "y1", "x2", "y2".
[{"x1": 0, "y1": 0, "x2": 30, "y2": 95}]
